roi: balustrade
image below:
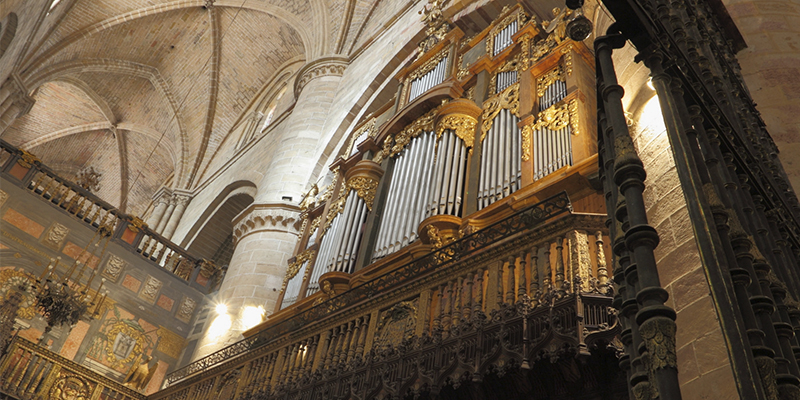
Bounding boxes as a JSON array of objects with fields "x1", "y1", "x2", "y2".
[{"x1": 0, "y1": 337, "x2": 144, "y2": 400}]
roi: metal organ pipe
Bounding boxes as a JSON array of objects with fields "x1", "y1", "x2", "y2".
[
  {"x1": 282, "y1": 261, "x2": 308, "y2": 309},
  {"x1": 408, "y1": 57, "x2": 448, "y2": 103},
  {"x1": 478, "y1": 109, "x2": 521, "y2": 210},
  {"x1": 533, "y1": 78, "x2": 572, "y2": 181}
]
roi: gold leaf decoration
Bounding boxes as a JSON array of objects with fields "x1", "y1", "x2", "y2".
[
  {"x1": 532, "y1": 102, "x2": 570, "y2": 132},
  {"x1": 520, "y1": 124, "x2": 532, "y2": 162},
  {"x1": 390, "y1": 107, "x2": 440, "y2": 157},
  {"x1": 481, "y1": 83, "x2": 520, "y2": 140},
  {"x1": 536, "y1": 66, "x2": 565, "y2": 98},
  {"x1": 568, "y1": 99, "x2": 579, "y2": 135},
  {"x1": 436, "y1": 114, "x2": 477, "y2": 148},
  {"x1": 347, "y1": 176, "x2": 379, "y2": 211}
]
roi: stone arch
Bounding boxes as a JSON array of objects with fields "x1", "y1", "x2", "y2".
[
  {"x1": 181, "y1": 181, "x2": 257, "y2": 269},
  {"x1": 0, "y1": 13, "x2": 17, "y2": 60}
]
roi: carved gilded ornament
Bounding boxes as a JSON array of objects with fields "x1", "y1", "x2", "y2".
[
  {"x1": 529, "y1": 98, "x2": 579, "y2": 136},
  {"x1": 127, "y1": 216, "x2": 146, "y2": 233},
  {"x1": 456, "y1": 54, "x2": 469, "y2": 81},
  {"x1": 409, "y1": 47, "x2": 449, "y2": 81},
  {"x1": 0, "y1": 269, "x2": 37, "y2": 319},
  {"x1": 519, "y1": 33, "x2": 531, "y2": 70},
  {"x1": 16, "y1": 149, "x2": 40, "y2": 168},
  {"x1": 286, "y1": 248, "x2": 316, "y2": 281},
  {"x1": 104, "y1": 321, "x2": 150, "y2": 369},
  {"x1": 520, "y1": 124, "x2": 532, "y2": 162},
  {"x1": 417, "y1": 0, "x2": 449, "y2": 56},
  {"x1": 480, "y1": 83, "x2": 520, "y2": 140},
  {"x1": 347, "y1": 176, "x2": 379, "y2": 211},
  {"x1": 489, "y1": 54, "x2": 521, "y2": 96},
  {"x1": 561, "y1": 44, "x2": 574, "y2": 76},
  {"x1": 436, "y1": 114, "x2": 477, "y2": 149},
  {"x1": 568, "y1": 99, "x2": 579, "y2": 136},
  {"x1": 390, "y1": 107, "x2": 439, "y2": 158},
  {"x1": 485, "y1": 7, "x2": 529, "y2": 56},
  {"x1": 0, "y1": 189, "x2": 7, "y2": 207},
  {"x1": 536, "y1": 66, "x2": 565, "y2": 98},
  {"x1": 49, "y1": 375, "x2": 92, "y2": 400}
]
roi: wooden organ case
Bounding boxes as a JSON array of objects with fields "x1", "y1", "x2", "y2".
[{"x1": 159, "y1": 5, "x2": 626, "y2": 400}]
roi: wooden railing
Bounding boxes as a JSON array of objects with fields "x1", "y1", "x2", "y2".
[
  {"x1": 0, "y1": 336, "x2": 145, "y2": 400},
  {"x1": 0, "y1": 139, "x2": 218, "y2": 293},
  {"x1": 152, "y1": 193, "x2": 619, "y2": 399}
]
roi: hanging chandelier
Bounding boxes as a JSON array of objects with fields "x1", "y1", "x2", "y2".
[{"x1": 34, "y1": 223, "x2": 112, "y2": 342}]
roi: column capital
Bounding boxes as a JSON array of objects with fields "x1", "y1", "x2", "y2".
[
  {"x1": 293, "y1": 56, "x2": 349, "y2": 98},
  {"x1": 232, "y1": 203, "x2": 303, "y2": 243}
]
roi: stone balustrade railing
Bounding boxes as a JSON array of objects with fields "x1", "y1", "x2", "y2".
[{"x1": 0, "y1": 139, "x2": 218, "y2": 293}]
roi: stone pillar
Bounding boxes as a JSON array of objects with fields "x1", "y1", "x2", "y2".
[
  {"x1": 193, "y1": 203, "x2": 302, "y2": 360},
  {"x1": 146, "y1": 189, "x2": 170, "y2": 228},
  {"x1": 155, "y1": 199, "x2": 175, "y2": 234},
  {"x1": 0, "y1": 94, "x2": 34, "y2": 134},
  {"x1": 256, "y1": 57, "x2": 348, "y2": 203},
  {"x1": 162, "y1": 192, "x2": 191, "y2": 240}
]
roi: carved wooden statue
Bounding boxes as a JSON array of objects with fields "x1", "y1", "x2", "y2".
[{"x1": 124, "y1": 354, "x2": 156, "y2": 392}]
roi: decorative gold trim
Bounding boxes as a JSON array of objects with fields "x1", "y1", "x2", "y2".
[
  {"x1": 347, "y1": 176, "x2": 379, "y2": 211},
  {"x1": 532, "y1": 102, "x2": 570, "y2": 132},
  {"x1": 436, "y1": 114, "x2": 477, "y2": 148},
  {"x1": 536, "y1": 65, "x2": 564, "y2": 98},
  {"x1": 561, "y1": 44, "x2": 574, "y2": 76},
  {"x1": 520, "y1": 124, "x2": 532, "y2": 162},
  {"x1": 485, "y1": 7, "x2": 528, "y2": 56},
  {"x1": 409, "y1": 47, "x2": 449, "y2": 81},
  {"x1": 568, "y1": 99, "x2": 579, "y2": 136},
  {"x1": 323, "y1": 183, "x2": 348, "y2": 233},
  {"x1": 480, "y1": 83, "x2": 520, "y2": 140},
  {"x1": 390, "y1": 107, "x2": 440, "y2": 158},
  {"x1": 456, "y1": 54, "x2": 469, "y2": 81},
  {"x1": 286, "y1": 249, "x2": 317, "y2": 281},
  {"x1": 520, "y1": 33, "x2": 531, "y2": 70},
  {"x1": 127, "y1": 216, "x2": 147, "y2": 233},
  {"x1": 17, "y1": 149, "x2": 40, "y2": 168},
  {"x1": 489, "y1": 54, "x2": 521, "y2": 97}
]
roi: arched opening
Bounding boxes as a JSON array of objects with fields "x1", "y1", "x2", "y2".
[{"x1": 186, "y1": 192, "x2": 254, "y2": 270}]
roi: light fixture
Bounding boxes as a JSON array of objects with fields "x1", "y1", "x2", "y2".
[
  {"x1": 215, "y1": 303, "x2": 228, "y2": 315},
  {"x1": 566, "y1": 8, "x2": 592, "y2": 41},
  {"x1": 241, "y1": 305, "x2": 265, "y2": 330},
  {"x1": 34, "y1": 224, "x2": 113, "y2": 343}
]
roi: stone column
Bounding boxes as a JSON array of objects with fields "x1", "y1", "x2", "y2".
[
  {"x1": 192, "y1": 203, "x2": 302, "y2": 360},
  {"x1": 0, "y1": 94, "x2": 34, "y2": 134},
  {"x1": 162, "y1": 192, "x2": 191, "y2": 240},
  {"x1": 155, "y1": 198, "x2": 175, "y2": 234},
  {"x1": 146, "y1": 189, "x2": 170, "y2": 228},
  {"x1": 256, "y1": 56, "x2": 348, "y2": 203}
]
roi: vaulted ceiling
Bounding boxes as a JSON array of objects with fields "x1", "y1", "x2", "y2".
[{"x1": 1, "y1": 0, "x2": 404, "y2": 217}]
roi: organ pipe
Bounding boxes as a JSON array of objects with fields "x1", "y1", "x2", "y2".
[
  {"x1": 533, "y1": 78, "x2": 572, "y2": 181},
  {"x1": 307, "y1": 191, "x2": 368, "y2": 296},
  {"x1": 408, "y1": 57, "x2": 448, "y2": 103},
  {"x1": 478, "y1": 108, "x2": 521, "y2": 210}
]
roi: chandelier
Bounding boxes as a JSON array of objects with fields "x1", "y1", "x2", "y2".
[
  {"x1": 34, "y1": 224, "x2": 112, "y2": 342},
  {"x1": 76, "y1": 166, "x2": 102, "y2": 193}
]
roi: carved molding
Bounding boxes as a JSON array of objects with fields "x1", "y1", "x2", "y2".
[
  {"x1": 436, "y1": 114, "x2": 477, "y2": 149},
  {"x1": 481, "y1": 83, "x2": 520, "y2": 140},
  {"x1": 42, "y1": 222, "x2": 69, "y2": 250},
  {"x1": 536, "y1": 65, "x2": 565, "y2": 98},
  {"x1": 102, "y1": 254, "x2": 126, "y2": 282},
  {"x1": 347, "y1": 177, "x2": 379, "y2": 211},
  {"x1": 232, "y1": 204, "x2": 303, "y2": 243},
  {"x1": 294, "y1": 57, "x2": 349, "y2": 97},
  {"x1": 520, "y1": 124, "x2": 532, "y2": 162}
]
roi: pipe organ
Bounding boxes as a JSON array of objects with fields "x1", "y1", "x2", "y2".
[
  {"x1": 160, "y1": 4, "x2": 615, "y2": 399},
  {"x1": 275, "y1": 4, "x2": 597, "y2": 321}
]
